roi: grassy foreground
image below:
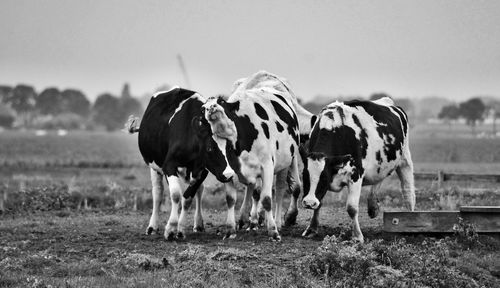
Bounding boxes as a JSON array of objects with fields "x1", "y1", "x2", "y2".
[{"x1": 1, "y1": 202, "x2": 500, "y2": 287}]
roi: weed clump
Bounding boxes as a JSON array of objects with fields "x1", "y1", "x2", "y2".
[{"x1": 304, "y1": 235, "x2": 486, "y2": 287}]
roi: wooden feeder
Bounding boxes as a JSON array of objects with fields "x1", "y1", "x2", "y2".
[{"x1": 383, "y1": 206, "x2": 500, "y2": 233}]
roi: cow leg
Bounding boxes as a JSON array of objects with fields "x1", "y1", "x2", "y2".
[
  {"x1": 248, "y1": 185, "x2": 261, "y2": 231},
  {"x1": 302, "y1": 208, "x2": 320, "y2": 238},
  {"x1": 367, "y1": 181, "x2": 383, "y2": 218},
  {"x1": 177, "y1": 177, "x2": 193, "y2": 240},
  {"x1": 165, "y1": 175, "x2": 182, "y2": 240},
  {"x1": 193, "y1": 184, "x2": 204, "y2": 232},
  {"x1": 237, "y1": 184, "x2": 252, "y2": 229},
  {"x1": 223, "y1": 181, "x2": 238, "y2": 239},
  {"x1": 284, "y1": 156, "x2": 302, "y2": 226},
  {"x1": 274, "y1": 170, "x2": 288, "y2": 230},
  {"x1": 261, "y1": 163, "x2": 280, "y2": 241},
  {"x1": 396, "y1": 158, "x2": 416, "y2": 211},
  {"x1": 147, "y1": 168, "x2": 164, "y2": 235},
  {"x1": 346, "y1": 179, "x2": 364, "y2": 243}
]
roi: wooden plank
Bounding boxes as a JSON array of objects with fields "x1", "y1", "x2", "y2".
[
  {"x1": 413, "y1": 173, "x2": 437, "y2": 181},
  {"x1": 461, "y1": 212, "x2": 500, "y2": 233},
  {"x1": 445, "y1": 173, "x2": 500, "y2": 182},
  {"x1": 460, "y1": 206, "x2": 500, "y2": 213},
  {"x1": 383, "y1": 211, "x2": 460, "y2": 233}
]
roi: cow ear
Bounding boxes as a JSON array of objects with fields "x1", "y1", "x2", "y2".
[{"x1": 328, "y1": 154, "x2": 353, "y2": 170}]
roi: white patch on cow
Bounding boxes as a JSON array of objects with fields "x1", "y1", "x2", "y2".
[
  {"x1": 330, "y1": 160, "x2": 355, "y2": 191},
  {"x1": 239, "y1": 150, "x2": 262, "y2": 184},
  {"x1": 303, "y1": 158, "x2": 325, "y2": 209},
  {"x1": 168, "y1": 93, "x2": 204, "y2": 125},
  {"x1": 153, "y1": 85, "x2": 180, "y2": 98},
  {"x1": 148, "y1": 162, "x2": 163, "y2": 174},
  {"x1": 373, "y1": 96, "x2": 394, "y2": 106}
]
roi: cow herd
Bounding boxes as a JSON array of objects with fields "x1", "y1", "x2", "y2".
[{"x1": 127, "y1": 71, "x2": 415, "y2": 243}]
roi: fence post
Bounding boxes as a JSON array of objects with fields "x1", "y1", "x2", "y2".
[
  {"x1": 437, "y1": 170, "x2": 445, "y2": 190},
  {"x1": 0, "y1": 189, "x2": 5, "y2": 212}
]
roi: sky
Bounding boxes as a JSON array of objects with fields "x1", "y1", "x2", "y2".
[{"x1": 1, "y1": 0, "x2": 500, "y2": 102}]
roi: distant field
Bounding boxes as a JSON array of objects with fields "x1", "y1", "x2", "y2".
[{"x1": 1, "y1": 126, "x2": 500, "y2": 170}]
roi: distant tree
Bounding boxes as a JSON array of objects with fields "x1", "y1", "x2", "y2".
[
  {"x1": 369, "y1": 93, "x2": 391, "y2": 101},
  {"x1": 7, "y1": 84, "x2": 37, "y2": 114},
  {"x1": 120, "y1": 97, "x2": 143, "y2": 120},
  {"x1": 92, "y1": 93, "x2": 122, "y2": 131},
  {"x1": 0, "y1": 85, "x2": 13, "y2": 103},
  {"x1": 459, "y1": 98, "x2": 486, "y2": 134},
  {"x1": 438, "y1": 104, "x2": 460, "y2": 130},
  {"x1": 5, "y1": 84, "x2": 37, "y2": 126},
  {"x1": 0, "y1": 103, "x2": 15, "y2": 128},
  {"x1": 36, "y1": 87, "x2": 62, "y2": 115},
  {"x1": 61, "y1": 89, "x2": 90, "y2": 117}
]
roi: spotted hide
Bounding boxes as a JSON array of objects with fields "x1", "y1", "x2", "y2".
[
  {"x1": 203, "y1": 71, "x2": 315, "y2": 241},
  {"x1": 132, "y1": 87, "x2": 234, "y2": 240},
  {"x1": 301, "y1": 97, "x2": 415, "y2": 242}
]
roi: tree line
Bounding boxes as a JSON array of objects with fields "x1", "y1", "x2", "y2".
[{"x1": 0, "y1": 83, "x2": 143, "y2": 131}]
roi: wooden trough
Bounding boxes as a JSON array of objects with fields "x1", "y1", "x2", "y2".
[{"x1": 383, "y1": 206, "x2": 500, "y2": 233}]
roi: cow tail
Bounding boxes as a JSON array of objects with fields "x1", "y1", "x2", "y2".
[{"x1": 123, "y1": 115, "x2": 141, "y2": 134}]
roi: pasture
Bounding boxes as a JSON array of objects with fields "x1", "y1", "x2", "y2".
[{"x1": 1, "y1": 128, "x2": 500, "y2": 287}]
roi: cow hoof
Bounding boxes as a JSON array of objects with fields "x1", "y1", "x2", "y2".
[
  {"x1": 301, "y1": 227, "x2": 317, "y2": 239},
  {"x1": 238, "y1": 218, "x2": 250, "y2": 230},
  {"x1": 283, "y1": 210, "x2": 298, "y2": 227},
  {"x1": 223, "y1": 232, "x2": 237, "y2": 240},
  {"x1": 165, "y1": 231, "x2": 176, "y2": 241},
  {"x1": 146, "y1": 227, "x2": 159, "y2": 235},
  {"x1": 352, "y1": 236, "x2": 364, "y2": 244},
  {"x1": 176, "y1": 231, "x2": 185, "y2": 240},
  {"x1": 269, "y1": 231, "x2": 281, "y2": 242},
  {"x1": 193, "y1": 225, "x2": 205, "y2": 233}
]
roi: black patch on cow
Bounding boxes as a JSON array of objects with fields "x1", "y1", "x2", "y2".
[
  {"x1": 275, "y1": 121, "x2": 284, "y2": 132},
  {"x1": 262, "y1": 196, "x2": 272, "y2": 211},
  {"x1": 375, "y1": 151, "x2": 382, "y2": 164},
  {"x1": 271, "y1": 100, "x2": 299, "y2": 145},
  {"x1": 324, "y1": 111, "x2": 334, "y2": 120},
  {"x1": 344, "y1": 100, "x2": 405, "y2": 162},
  {"x1": 276, "y1": 141, "x2": 279, "y2": 150},
  {"x1": 347, "y1": 204, "x2": 357, "y2": 218},
  {"x1": 261, "y1": 122, "x2": 270, "y2": 138},
  {"x1": 172, "y1": 192, "x2": 180, "y2": 204},
  {"x1": 310, "y1": 115, "x2": 318, "y2": 128},
  {"x1": 252, "y1": 188, "x2": 260, "y2": 201},
  {"x1": 254, "y1": 103, "x2": 269, "y2": 120},
  {"x1": 308, "y1": 125, "x2": 364, "y2": 182},
  {"x1": 226, "y1": 194, "x2": 235, "y2": 208},
  {"x1": 273, "y1": 93, "x2": 298, "y2": 121},
  {"x1": 351, "y1": 114, "x2": 368, "y2": 159},
  {"x1": 393, "y1": 106, "x2": 409, "y2": 136},
  {"x1": 290, "y1": 144, "x2": 295, "y2": 156}
]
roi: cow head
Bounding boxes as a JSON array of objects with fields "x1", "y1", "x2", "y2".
[
  {"x1": 191, "y1": 115, "x2": 235, "y2": 183},
  {"x1": 302, "y1": 152, "x2": 354, "y2": 209},
  {"x1": 201, "y1": 96, "x2": 238, "y2": 145}
]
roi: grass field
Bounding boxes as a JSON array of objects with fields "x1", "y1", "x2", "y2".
[{"x1": 1, "y1": 127, "x2": 500, "y2": 287}]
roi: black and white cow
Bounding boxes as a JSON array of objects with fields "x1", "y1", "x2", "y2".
[
  {"x1": 131, "y1": 87, "x2": 234, "y2": 240},
  {"x1": 301, "y1": 97, "x2": 415, "y2": 242},
  {"x1": 202, "y1": 71, "x2": 315, "y2": 240}
]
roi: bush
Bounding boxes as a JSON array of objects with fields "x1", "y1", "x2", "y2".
[{"x1": 304, "y1": 236, "x2": 484, "y2": 287}]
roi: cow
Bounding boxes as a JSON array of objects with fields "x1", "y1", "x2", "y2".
[
  {"x1": 301, "y1": 97, "x2": 415, "y2": 243},
  {"x1": 202, "y1": 71, "x2": 315, "y2": 241},
  {"x1": 128, "y1": 86, "x2": 234, "y2": 240}
]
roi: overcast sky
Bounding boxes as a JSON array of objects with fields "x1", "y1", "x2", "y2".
[{"x1": 1, "y1": 0, "x2": 500, "y2": 102}]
